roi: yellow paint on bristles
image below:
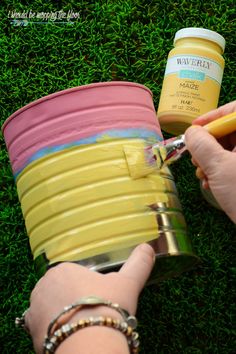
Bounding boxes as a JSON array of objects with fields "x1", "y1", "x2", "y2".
[{"x1": 123, "y1": 141, "x2": 163, "y2": 179}]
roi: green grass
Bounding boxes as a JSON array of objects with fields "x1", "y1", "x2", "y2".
[{"x1": 0, "y1": 1, "x2": 235, "y2": 353}]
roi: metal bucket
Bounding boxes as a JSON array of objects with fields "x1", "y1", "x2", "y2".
[{"x1": 2, "y1": 82, "x2": 199, "y2": 281}]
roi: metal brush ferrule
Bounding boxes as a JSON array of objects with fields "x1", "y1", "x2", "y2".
[
  {"x1": 163, "y1": 134, "x2": 186, "y2": 164},
  {"x1": 152, "y1": 134, "x2": 187, "y2": 168}
]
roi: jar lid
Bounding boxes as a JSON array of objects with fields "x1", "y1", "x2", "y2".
[{"x1": 174, "y1": 27, "x2": 225, "y2": 52}]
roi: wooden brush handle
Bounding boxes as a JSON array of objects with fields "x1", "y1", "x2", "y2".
[{"x1": 204, "y1": 112, "x2": 236, "y2": 139}]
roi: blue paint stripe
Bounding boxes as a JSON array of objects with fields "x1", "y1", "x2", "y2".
[{"x1": 14, "y1": 128, "x2": 162, "y2": 180}]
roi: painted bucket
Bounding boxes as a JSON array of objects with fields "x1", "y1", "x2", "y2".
[{"x1": 2, "y1": 82, "x2": 199, "y2": 281}]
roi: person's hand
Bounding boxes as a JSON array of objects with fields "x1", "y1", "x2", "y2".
[
  {"x1": 25, "y1": 243, "x2": 155, "y2": 353},
  {"x1": 185, "y1": 101, "x2": 236, "y2": 223}
]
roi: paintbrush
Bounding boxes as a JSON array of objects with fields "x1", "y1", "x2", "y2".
[{"x1": 124, "y1": 112, "x2": 236, "y2": 179}]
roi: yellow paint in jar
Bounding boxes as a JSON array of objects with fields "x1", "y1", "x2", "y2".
[{"x1": 157, "y1": 27, "x2": 226, "y2": 135}]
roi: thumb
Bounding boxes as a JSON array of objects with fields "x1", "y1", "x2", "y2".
[
  {"x1": 119, "y1": 243, "x2": 155, "y2": 292},
  {"x1": 185, "y1": 125, "x2": 225, "y2": 175}
]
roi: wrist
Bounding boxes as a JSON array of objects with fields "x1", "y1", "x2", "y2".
[
  {"x1": 56, "y1": 325, "x2": 130, "y2": 354},
  {"x1": 53, "y1": 306, "x2": 129, "y2": 354},
  {"x1": 35, "y1": 306, "x2": 125, "y2": 353},
  {"x1": 37, "y1": 300, "x2": 138, "y2": 354}
]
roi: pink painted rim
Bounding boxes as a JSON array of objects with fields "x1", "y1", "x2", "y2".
[{"x1": 2, "y1": 81, "x2": 152, "y2": 133}]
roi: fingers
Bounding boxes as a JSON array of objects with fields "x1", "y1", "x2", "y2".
[
  {"x1": 185, "y1": 125, "x2": 224, "y2": 175},
  {"x1": 191, "y1": 159, "x2": 209, "y2": 189},
  {"x1": 192, "y1": 100, "x2": 236, "y2": 126},
  {"x1": 119, "y1": 243, "x2": 155, "y2": 292}
]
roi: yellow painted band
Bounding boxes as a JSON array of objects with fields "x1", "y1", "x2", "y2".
[
  {"x1": 25, "y1": 177, "x2": 170, "y2": 232},
  {"x1": 16, "y1": 140, "x2": 131, "y2": 198},
  {"x1": 30, "y1": 193, "x2": 166, "y2": 254},
  {"x1": 16, "y1": 139, "x2": 172, "y2": 262}
]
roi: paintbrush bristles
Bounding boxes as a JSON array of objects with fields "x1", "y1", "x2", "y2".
[
  {"x1": 123, "y1": 136, "x2": 186, "y2": 179},
  {"x1": 151, "y1": 145, "x2": 167, "y2": 169},
  {"x1": 123, "y1": 140, "x2": 166, "y2": 179},
  {"x1": 123, "y1": 142, "x2": 159, "y2": 179}
]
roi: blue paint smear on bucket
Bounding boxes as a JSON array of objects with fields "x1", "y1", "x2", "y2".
[{"x1": 14, "y1": 128, "x2": 162, "y2": 180}]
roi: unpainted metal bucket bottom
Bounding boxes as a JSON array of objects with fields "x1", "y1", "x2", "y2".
[{"x1": 34, "y1": 229, "x2": 199, "y2": 282}]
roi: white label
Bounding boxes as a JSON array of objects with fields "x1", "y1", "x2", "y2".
[{"x1": 165, "y1": 55, "x2": 223, "y2": 85}]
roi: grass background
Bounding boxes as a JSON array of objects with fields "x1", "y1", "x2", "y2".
[{"x1": 0, "y1": 0, "x2": 235, "y2": 353}]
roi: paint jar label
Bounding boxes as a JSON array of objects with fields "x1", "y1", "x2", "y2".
[
  {"x1": 158, "y1": 54, "x2": 224, "y2": 118},
  {"x1": 165, "y1": 55, "x2": 223, "y2": 84}
]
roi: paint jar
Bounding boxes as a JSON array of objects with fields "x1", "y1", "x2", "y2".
[
  {"x1": 2, "y1": 82, "x2": 199, "y2": 282},
  {"x1": 157, "y1": 28, "x2": 226, "y2": 135}
]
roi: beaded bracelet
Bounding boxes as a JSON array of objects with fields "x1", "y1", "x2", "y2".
[
  {"x1": 43, "y1": 316, "x2": 140, "y2": 354},
  {"x1": 15, "y1": 296, "x2": 139, "y2": 353},
  {"x1": 46, "y1": 295, "x2": 137, "y2": 337}
]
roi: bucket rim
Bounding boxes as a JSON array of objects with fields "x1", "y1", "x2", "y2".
[{"x1": 2, "y1": 81, "x2": 153, "y2": 134}]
